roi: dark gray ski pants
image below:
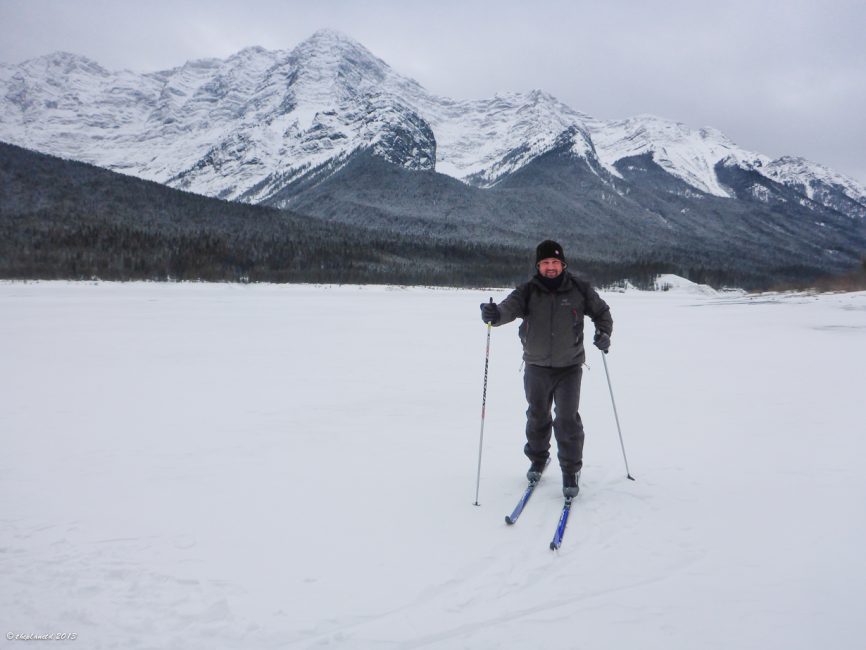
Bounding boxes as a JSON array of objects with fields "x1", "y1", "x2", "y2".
[{"x1": 523, "y1": 363, "x2": 584, "y2": 475}]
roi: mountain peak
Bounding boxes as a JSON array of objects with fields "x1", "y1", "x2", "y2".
[
  {"x1": 762, "y1": 155, "x2": 866, "y2": 206},
  {"x1": 283, "y1": 29, "x2": 405, "y2": 108},
  {"x1": 291, "y1": 28, "x2": 382, "y2": 63},
  {"x1": 20, "y1": 51, "x2": 108, "y2": 77},
  {"x1": 304, "y1": 28, "x2": 358, "y2": 46}
]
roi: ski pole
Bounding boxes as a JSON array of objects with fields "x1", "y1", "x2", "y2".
[
  {"x1": 474, "y1": 298, "x2": 494, "y2": 506},
  {"x1": 600, "y1": 351, "x2": 635, "y2": 481}
]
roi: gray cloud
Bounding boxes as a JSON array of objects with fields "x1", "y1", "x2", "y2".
[{"x1": 1, "y1": 0, "x2": 864, "y2": 184}]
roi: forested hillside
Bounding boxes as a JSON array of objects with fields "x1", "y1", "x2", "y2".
[{"x1": 1, "y1": 142, "x2": 714, "y2": 288}]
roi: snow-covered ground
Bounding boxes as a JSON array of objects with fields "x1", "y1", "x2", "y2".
[{"x1": 2, "y1": 280, "x2": 864, "y2": 649}]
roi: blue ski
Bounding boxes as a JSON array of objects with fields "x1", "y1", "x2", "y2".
[
  {"x1": 549, "y1": 497, "x2": 574, "y2": 550},
  {"x1": 505, "y1": 480, "x2": 539, "y2": 525},
  {"x1": 505, "y1": 459, "x2": 550, "y2": 525}
]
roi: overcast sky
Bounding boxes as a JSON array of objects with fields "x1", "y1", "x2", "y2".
[{"x1": 2, "y1": 0, "x2": 864, "y2": 185}]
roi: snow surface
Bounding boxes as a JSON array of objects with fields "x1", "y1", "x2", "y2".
[{"x1": 2, "y1": 280, "x2": 865, "y2": 649}]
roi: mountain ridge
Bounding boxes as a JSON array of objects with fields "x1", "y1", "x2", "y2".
[
  {"x1": 3, "y1": 29, "x2": 864, "y2": 208},
  {"x1": 1, "y1": 29, "x2": 865, "y2": 285}
]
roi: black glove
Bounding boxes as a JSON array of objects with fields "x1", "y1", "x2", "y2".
[
  {"x1": 480, "y1": 302, "x2": 500, "y2": 324},
  {"x1": 593, "y1": 331, "x2": 611, "y2": 353}
]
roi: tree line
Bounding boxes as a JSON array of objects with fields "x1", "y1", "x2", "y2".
[{"x1": 2, "y1": 142, "x2": 859, "y2": 290}]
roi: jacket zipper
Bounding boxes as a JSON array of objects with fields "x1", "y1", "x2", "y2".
[{"x1": 548, "y1": 288, "x2": 557, "y2": 363}]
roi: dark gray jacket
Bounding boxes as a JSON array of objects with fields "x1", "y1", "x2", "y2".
[{"x1": 495, "y1": 272, "x2": 613, "y2": 368}]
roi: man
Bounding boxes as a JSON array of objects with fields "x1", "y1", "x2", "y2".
[{"x1": 480, "y1": 240, "x2": 613, "y2": 497}]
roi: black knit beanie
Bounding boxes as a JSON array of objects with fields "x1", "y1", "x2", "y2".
[{"x1": 535, "y1": 240, "x2": 567, "y2": 267}]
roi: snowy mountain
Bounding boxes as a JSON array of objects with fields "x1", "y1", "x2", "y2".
[
  {"x1": 1, "y1": 29, "x2": 865, "y2": 283},
  {"x1": 0, "y1": 32, "x2": 438, "y2": 202},
  {"x1": 2, "y1": 29, "x2": 863, "y2": 214},
  {"x1": 420, "y1": 90, "x2": 600, "y2": 187},
  {"x1": 758, "y1": 156, "x2": 866, "y2": 220},
  {"x1": 586, "y1": 115, "x2": 765, "y2": 197}
]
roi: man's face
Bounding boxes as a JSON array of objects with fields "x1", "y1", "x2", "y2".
[{"x1": 538, "y1": 258, "x2": 564, "y2": 278}]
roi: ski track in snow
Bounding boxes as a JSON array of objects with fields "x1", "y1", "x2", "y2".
[{"x1": 1, "y1": 281, "x2": 865, "y2": 649}]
